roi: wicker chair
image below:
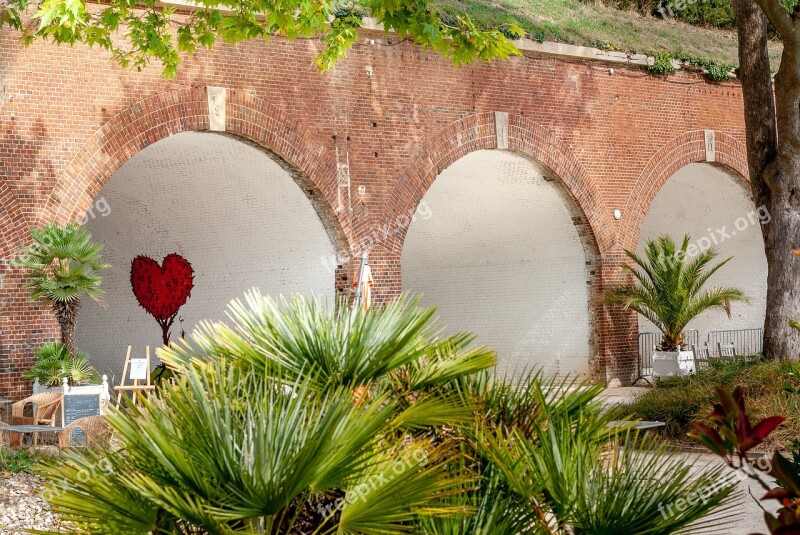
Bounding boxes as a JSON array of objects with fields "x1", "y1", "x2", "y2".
[
  {"x1": 7, "y1": 392, "x2": 63, "y2": 448},
  {"x1": 58, "y1": 415, "x2": 112, "y2": 449}
]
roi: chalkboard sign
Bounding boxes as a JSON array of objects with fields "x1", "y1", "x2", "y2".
[{"x1": 63, "y1": 394, "x2": 100, "y2": 425}]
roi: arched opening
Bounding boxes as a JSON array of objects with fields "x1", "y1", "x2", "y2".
[
  {"x1": 401, "y1": 150, "x2": 598, "y2": 377},
  {"x1": 76, "y1": 131, "x2": 339, "y2": 378},
  {"x1": 637, "y1": 163, "x2": 767, "y2": 342}
]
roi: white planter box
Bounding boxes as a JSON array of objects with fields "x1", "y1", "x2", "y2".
[
  {"x1": 653, "y1": 350, "x2": 695, "y2": 377},
  {"x1": 32, "y1": 375, "x2": 111, "y2": 414}
]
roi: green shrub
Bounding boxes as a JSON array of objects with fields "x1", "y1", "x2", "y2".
[
  {"x1": 0, "y1": 448, "x2": 42, "y2": 474},
  {"x1": 646, "y1": 52, "x2": 675, "y2": 75},
  {"x1": 665, "y1": 0, "x2": 736, "y2": 28},
  {"x1": 597, "y1": 0, "x2": 795, "y2": 30},
  {"x1": 682, "y1": 56, "x2": 733, "y2": 81},
  {"x1": 703, "y1": 61, "x2": 732, "y2": 81},
  {"x1": 35, "y1": 293, "x2": 739, "y2": 533},
  {"x1": 620, "y1": 360, "x2": 799, "y2": 449}
]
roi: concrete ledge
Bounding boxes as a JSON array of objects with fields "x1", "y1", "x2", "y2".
[
  {"x1": 361, "y1": 17, "x2": 733, "y2": 77},
  {"x1": 154, "y1": 1, "x2": 735, "y2": 79}
]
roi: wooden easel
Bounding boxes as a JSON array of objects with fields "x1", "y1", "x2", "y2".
[{"x1": 114, "y1": 346, "x2": 156, "y2": 407}]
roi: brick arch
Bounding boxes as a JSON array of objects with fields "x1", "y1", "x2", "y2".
[
  {"x1": 380, "y1": 112, "x2": 611, "y2": 255},
  {"x1": 621, "y1": 130, "x2": 749, "y2": 250},
  {"x1": 39, "y1": 87, "x2": 352, "y2": 255}
]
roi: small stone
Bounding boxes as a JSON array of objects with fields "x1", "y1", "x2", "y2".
[{"x1": 0, "y1": 472, "x2": 65, "y2": 533}]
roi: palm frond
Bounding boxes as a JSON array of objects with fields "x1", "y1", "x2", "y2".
[
  {"x1": 338, "y1": 443, "x2": 472, "y2": 534},
  {"x1": 604, "y1": 234, "x2": 748, "y2": 349},
  {"x1": 23, "y1": 342, "x2": 100, "y2": 386},
  {"x1": 406, "y1": 336, "x2": 497, "y2": 391},
  {"x1": 480, "y1": 398, "x2": 737, "y2": 534},
  {"x1": 160, "y1": 292, "x2": 490, "y2": 394},
  {"x1": 36, "y1": 448, "x2": 159, "y2": 534},
  {"x1": 415, "y1": 463, "x2": 543, "y2": 535}
]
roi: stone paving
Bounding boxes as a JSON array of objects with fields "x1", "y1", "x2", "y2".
[{"x1": 599, "y1": 386, "x2": 782, "y2": 534}]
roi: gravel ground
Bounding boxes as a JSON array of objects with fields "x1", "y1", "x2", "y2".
[{"x1": 0, "y1": 472, "x2": 64, "y2": 534}]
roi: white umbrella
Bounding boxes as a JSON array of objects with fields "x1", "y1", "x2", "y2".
[{"x1": 353, "y1": 253, "x2": 373, "y2": 311}]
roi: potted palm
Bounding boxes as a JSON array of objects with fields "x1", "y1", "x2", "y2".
[
  {"x1": 12, "y1": 223, "x2": 110, "y2": 387},
  {"x1": 605, "y1": 234, "x2": 748, "y2": 376},
  {"x1": 24, "y1": 342, "x2": 99, "y2": 387}
]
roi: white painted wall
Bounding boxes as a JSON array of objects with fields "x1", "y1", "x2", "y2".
[
  {"x1": 401, "y1": 150, "x2": 593, "y2": 377},
  {"x1": 77, "y1": 132, "x2": 336, "y2": 380},
  {"x1": 637, "y1": 163, "x2": 767, "y2": 348}
]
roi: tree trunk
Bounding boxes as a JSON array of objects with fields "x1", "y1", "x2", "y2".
[
  {"x1": 54, "y1": 298, "x2": 80, "y2": 357},
  {"x1": 158, "y1": 315, "x2": 174, "y2": 346},
  {"x1": 732, "y1": 0, "x2": 776, "y2": 208},
  {"x1": 763, "y1": 41, "x2": 800, "y2": 359},
  {"x1": 733, "y1": 0, "x2": 800, "y2": 359},
  {"x1": 763, "y1": 192, "x2": 800, "y2": 359}
]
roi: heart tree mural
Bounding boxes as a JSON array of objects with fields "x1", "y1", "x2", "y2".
[{"x1": 131, "y1": 253, "x2": 194, "y2": 346}]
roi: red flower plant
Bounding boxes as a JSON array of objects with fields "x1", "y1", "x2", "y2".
[
  {"x1": 131, "y1": 253, "x2": 194, "y2": 345},
  {"x1": 689, "y1": 387, "x2": 799, "y2": 535},
  {"x1": 689, "y1": 386, "x2": 785, "y2": 460}
]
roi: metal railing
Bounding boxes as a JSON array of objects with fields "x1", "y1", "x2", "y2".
[
  {"x1": 636, "y1": 327, "x2": 764, "y2": 382},
  {"x1": 637, "y1": 329, "x2": 698, "y2": 377},
  {"x1": 707, "y1": 328, "x2": 764, "y2": 357}
]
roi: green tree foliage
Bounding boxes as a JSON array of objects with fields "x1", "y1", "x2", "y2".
[{"x1": 0, "y1": 0, "x2": 522, "y2": 77}]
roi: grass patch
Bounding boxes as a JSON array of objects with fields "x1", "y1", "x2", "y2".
[
  {"x1": 617, "y1": 360, "x2": 799, "y2": 450},
  {"x1": 0, "y1": 448, "x2": 44, "y2": 474},
  {"x1": 434, "y1": 0, "x2": 783, "y2": 69}
]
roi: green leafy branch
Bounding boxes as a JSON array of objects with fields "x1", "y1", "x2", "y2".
[{"x1": 0, "y1": 0, "x2": 521, "y2": 77}]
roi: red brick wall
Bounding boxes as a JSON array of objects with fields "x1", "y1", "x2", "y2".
[{"x1": 0, "y1": 28, "x2": 749, "y2": 396}]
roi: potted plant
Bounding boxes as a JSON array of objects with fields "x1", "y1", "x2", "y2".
[
  {"x1": 604, "y1": 234, "x2": 748, "y2": 376},
  {"x1": 24, "y1": 342, "x2": 99, "y2": 388},
  {"x1": 12, "y1": 223, "x2": 110, "y2": 389}
]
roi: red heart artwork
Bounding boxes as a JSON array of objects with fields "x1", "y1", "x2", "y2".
[{"x1": 131, "y1": 254, "x2": 194, "y2": 345}]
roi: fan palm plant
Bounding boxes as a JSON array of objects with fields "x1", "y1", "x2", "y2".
[
  {"x1": 604, "y1": 234, "x2": 748, "y2": 351},
  {"x1": 38, "y1": 355, "x2": 473, "y2": 533},
  {"x1": 426, "y1": 368, "x2": 739, "y2": 534},
  {"x1": 161, "y1": 292, "x2": 497, "y2": 392},
  {"x1": 480, "y1": 407, "x2": 739, "y2": 534},
  {"x1": 12, "y1": 223, "x2": 110, "y2": 357},
  {"x1": 22, "y1": 341, "x2": 99, "y2": 386},
  {"x1": 36, "y1": 293, "x2": 736, "y2": 534}
]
